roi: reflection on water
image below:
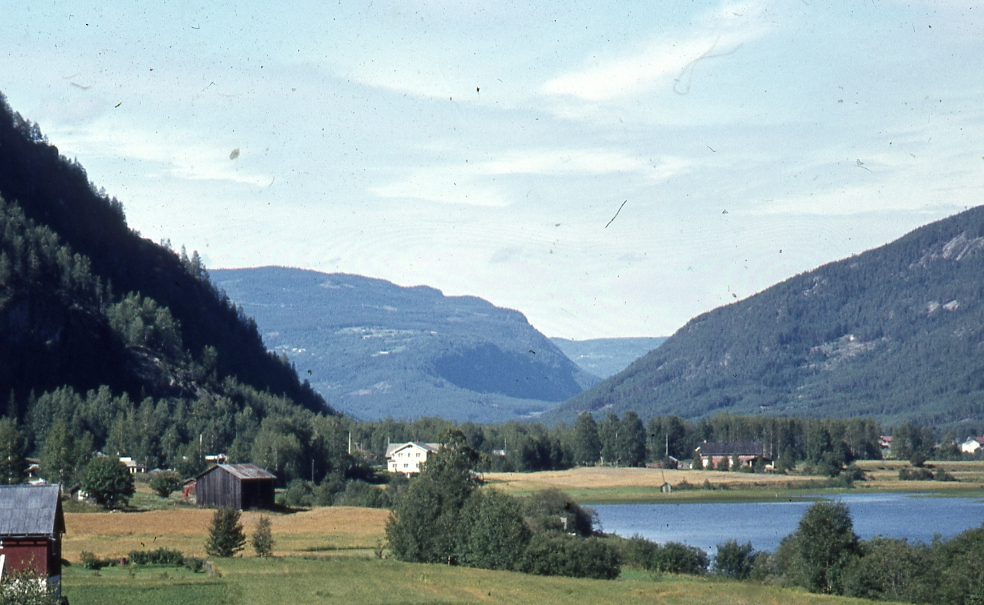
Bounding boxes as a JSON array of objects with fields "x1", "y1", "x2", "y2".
[{"x1": 592, "y1": 493, "x2": 984, "y2": 554}]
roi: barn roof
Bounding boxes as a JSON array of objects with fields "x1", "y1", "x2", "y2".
[
  {"x1": 0, "y1": 485, "x2": 65, "y2": 537},
  {"x1": 197, "y1": 463, "x2": 276, "y2": 481}
]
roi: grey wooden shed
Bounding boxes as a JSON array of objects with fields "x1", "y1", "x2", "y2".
[{"x1": 194, "y1": 463, "x2": 276, "y2": 510}]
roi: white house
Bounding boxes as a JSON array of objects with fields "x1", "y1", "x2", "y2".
[
  {"x1": 960, "y1": 437, "x2": 984, "y2": 454},
  {"x1": 118, "y1": 456, "x2": 146, "y2": 474},
  {"x1": 386, "y1": 442, "x2": 441, "y2": 475}
]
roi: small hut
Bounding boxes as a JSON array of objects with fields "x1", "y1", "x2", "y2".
[
  {"x1": 195, "y1": 463, "x2": 276, "y2": 510},
  {"x1": 0, "y1": 485, "x2": 65, "y2": 593}
]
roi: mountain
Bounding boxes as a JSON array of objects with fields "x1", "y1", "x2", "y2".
[
  {"x1": 546, "y1": 206, "x2": 984, "y2": 428},
  {"x1": 550, "y1": 337, "x2": 666, "y2": 378},
  {"x1": 210, "y1": 267, "x2": 598, "y2": 422},
  {"x1": 0, "y1": 91, "x2": 326, "y2": 413}
]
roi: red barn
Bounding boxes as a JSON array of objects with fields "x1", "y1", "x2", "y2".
[{"x1": 0, "y1": 484, "x2": 65, "y2": 590}]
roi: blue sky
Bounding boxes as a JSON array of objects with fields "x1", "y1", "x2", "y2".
[{"x1": 2, "y1": 1, "x2": 982, "y2": 339}]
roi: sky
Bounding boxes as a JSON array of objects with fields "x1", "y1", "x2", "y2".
[{"x1": 2, "y1": 1, "x2": 982, "y2": 339}]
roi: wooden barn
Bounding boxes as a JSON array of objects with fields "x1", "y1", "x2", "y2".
[
  {"x1": 195, "y1": 463, "x2": 276, "y2": 510},
  {"x1": 0, "y1": 484, "x2": 65, "y2": 592}
]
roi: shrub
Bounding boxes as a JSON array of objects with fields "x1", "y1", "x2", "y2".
[
  {"x1": 458, "y1": 490, "x2": 530, "y2": 571},
  {"x1": 80, "y1": 551, "x2": 114, "y2": 570},
  {"x1": 334, "y1": 480, "x2": 389, "y2": 508},
  {"x1": 252, "y1": 516, "x2": 275, "y2": 557},
  {"x1": 653, "y1": 541, "x2": 709, "y2": 575},
  {"x1": 0, "y1": 567, "x2": 59, "y2": 605},
  {"x1": 149, "y1": 470, "x2": 183, "y2": 498},
  {"x1": 204, "y1": 507, "x2": 246, "y2": 557},
  {"x1": 520, "y1": 534, "x2": 620, "y2": 580},
  {"x1": 899, "y1": 467, "x2": 934, "y2": 481},
  {"x1": 282, "y1": 479, "x2": 313, "y2": 508},
  {"x1": 521, "y1": 489, "x2": 596, "y2": 537},
  {"x1": 128, "y1": 548, "x2": 185, "y2": 566},
  {"x1": 714, "y1": 540, "x2": 755, "y2": 579},
  {"x1": 619, "y1": 535, "x2": 661, "y2": 571},
  {"x1": 183, "y1": 557, "x2": 205, "y2": 573},
  {"x1": 842, "y1": 537, "x2": 939, "y2": 603}
]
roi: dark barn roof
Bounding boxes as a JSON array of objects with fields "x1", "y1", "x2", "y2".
[
  {"x1": 197, "y1": 463, "x2": 276, "y2": 481},
  {"x1": 0, "y1": 485, "x2": 65, "y2": 537}
]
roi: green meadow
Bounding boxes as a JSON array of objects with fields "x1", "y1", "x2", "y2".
[{"x1": 63, "y1": 555, "x2": 903, "y2": 605}]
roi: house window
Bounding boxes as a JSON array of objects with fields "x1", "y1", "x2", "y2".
[
  {"x1": 403, "y1": 463, "x2": 408, "y2": 469},
  {"x1": 416, "y1": 453, "x2": 420, "y2": 457}
]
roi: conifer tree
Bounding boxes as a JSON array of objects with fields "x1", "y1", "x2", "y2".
[
  {"x1": 205, "y1": 507, "x2": 246, "y2": 557},
  {"x1": 251, "y1": 515, "x2": 275, "y2": 558}
]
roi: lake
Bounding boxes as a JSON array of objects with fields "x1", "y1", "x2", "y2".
[{"x1": 592, "y1": 492, "x2": 984, "y2": 554}]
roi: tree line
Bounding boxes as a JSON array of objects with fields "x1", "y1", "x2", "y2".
[{"x1": 1, "y1": 382, "x2": 975, "y2": 497}]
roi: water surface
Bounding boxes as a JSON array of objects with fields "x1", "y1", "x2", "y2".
[{"x1": 593, "y1": 493, "x2": 984, "y2": 555}]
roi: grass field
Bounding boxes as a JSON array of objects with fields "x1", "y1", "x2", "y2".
[{"x1": 63, "y1": 555, "x2": 904, "y2": 605}]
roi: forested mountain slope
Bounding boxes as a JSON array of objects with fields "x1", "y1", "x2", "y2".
[
  {"x1": 211, "y1": 267, "x2": 598, "y2": 422},
  {"x1": 547, "y1": 206, "x2": 984, "y2": 428},
  {"x1": 551, "y1": 337, "x2": 666, "y2": 378},
  {"x1": 0, "y1": 92, "x2": 325, "y2": 413}
]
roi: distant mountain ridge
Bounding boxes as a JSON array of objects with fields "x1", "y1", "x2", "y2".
[
  {"x1": 550, "y1": 337, "x2": 666, "y2": 378},
  {"x1": 546, "y1": 205, "x2": 984, "y2": 428},
  {"x1": 211, "y1": 267, "x2": 598, "y2": 422}
]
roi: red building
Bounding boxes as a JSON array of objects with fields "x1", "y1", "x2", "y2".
[{"x1": 0, "y1": 484, "x2": 65, "y2": 591}]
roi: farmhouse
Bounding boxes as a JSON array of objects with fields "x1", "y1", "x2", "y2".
[
  {"x1": 386, "y1": 442, "x2": 441, "y2": 475},
  {"x1": 195, "y1": 463, "x2": 276, "y2": 510},
  {"x1": 960, "y1": 437, "x2": 984, "y2": 455},
  {"x1": 694, "y1": 441, "x2": 769, "y2": 470},
  {"x1": 0, "y1": 485, "x2": 65, "y2": 593}
]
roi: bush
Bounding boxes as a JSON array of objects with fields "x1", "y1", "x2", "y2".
[
  {"x1": 183, "y1": 557, "x2": 206, "y2": 573},
  {"x1": 618, "y1": 535, "x2": 661, "y2": 570},
  {"x1": 0, "y1": 567, "x2": 59, "y2": 605},
  {"x1": 714, "y1": 540, "x2": 755, "y2": 580},
  {"x1": 128, "y1": 547, "x2": 185, "y2": 566},
  {"x1": 252, "y1": 516, "x2": 275, "y2": 558},
  {"x1": 841, "y1": 537, "x2": 939, "y2": 603},
  {"x1": 281, "y1": 479, "x2": 313, "y2": 508},
  {"x1": 334, "y1": 480, "x2": 389, "y2": 508},
  {"x1": 653, "y1": 541, "x2": 709, "y2": 575},
  {"x1": 520, "y1": 534, "x2": 620, "y2": 580},
  {"x1": 149, "y1": 470, "x2": 183, "y2": 498},
  {"x1": 204, "y1": 507, "x2": 246, "y2": 557},
  {"x1": 899, "y1": 467, "x2": 934, "y2": 481},
  {"x1": 521, "y1": 489, "x2": 596, "y2": 537},
  {"x1": 458, "y1": 489, "x2": 530, "y2": 571},
  {"x1": 80, "y1": 551, "x2": 115, "y2": 570}
]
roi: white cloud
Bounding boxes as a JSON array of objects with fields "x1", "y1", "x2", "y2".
[
  {"x1": 541, "y1": 1, "x2": 771, "y2": 102},
  {"x1": 49, "y1": 123, "x2": 272, "y2": 187},
  {"x1": 370, "y1": 147, "x2": 673, "y2": 206}
]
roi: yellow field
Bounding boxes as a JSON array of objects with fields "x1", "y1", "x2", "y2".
[
  {"x1": 485, "y1": 466, "x2": 813, "y2": 493},
  {"x1": 482, "y1": 462, "x2": 984, "y2": 502},
  {"x1": 64, "y1": 506, "x2": 389, "y2": 560}
]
